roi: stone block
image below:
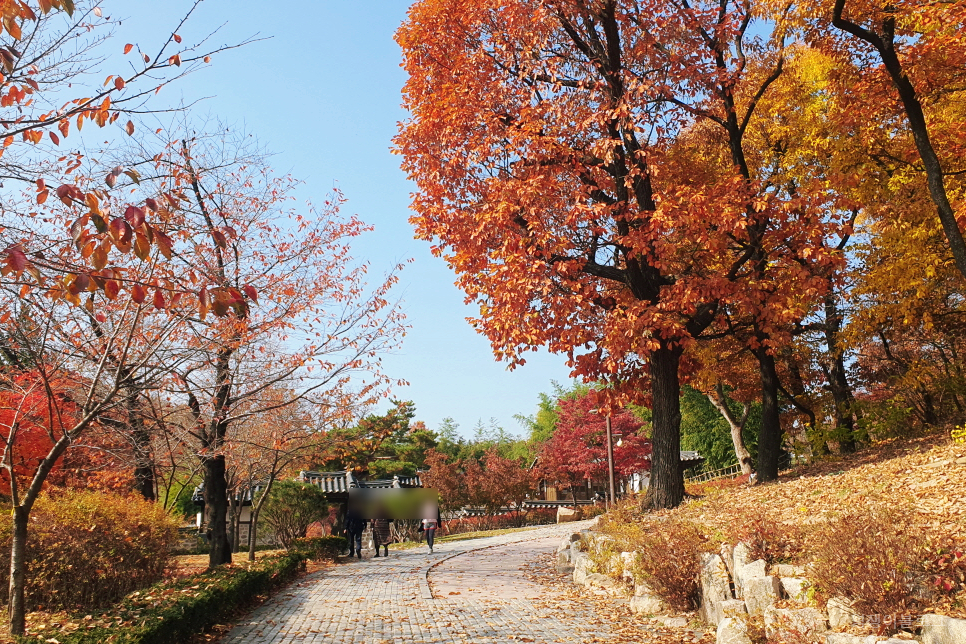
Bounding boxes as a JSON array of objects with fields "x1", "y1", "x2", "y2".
[
  {"x1": 572, "y1": 551, "x2": 591, "y2": 585},
  {"x1": 582, "y1": 572, "x2": 623, "y2": 596},
  {"x1": 740, "y1": 559, "x2": 767, "y2": 581},
  {"x1": 629, "y1": 592, "x2": 665, "y2": 615},
  {"x1": 721, "y1": 599, "x2": 747, "y2": 619},
  {"x1": 743, "y1": 575, "x2": 781, "y2": 617},
  {"x1": 764, "y1": 606, "x2": 827, "y2": 642},
  {"x1": 781, "y1": 576, "x2": 810, "y2": 604},
  {"x1": 716, "y1": 617, "x2": 752, "y2": 644},
  {"x1": 825, "y1": 596, "x2": 859, "y2": 630},
  {"x1": 699, "y1": 553, "x2": 734, "y2": 626},
  {"x1": 824, "y1": 634, "x2": 880, "y2": 644},
  {"x1": 732, "y1": 543, "x2": 753, "y2": 598},
  {"x1": 773, "y1": 563, "x2": 807, "y2": 577},
  {"x1": 620, "y1": 551, "x2": 637, "y2": 583},
  {"x1": 555, "y1": 549, "x2": 574, "y2": 574},
  {"x1": 921, "y1": 613, "x2": 966, "y2": 644},
  {"x1": 557, "y1": 506, "x2": 582, "y2": 523}
]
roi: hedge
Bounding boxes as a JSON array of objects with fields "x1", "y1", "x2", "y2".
[
  {"x1": 0, "y1": 489, "x2": 179, "y2": 611},
  {"x1": 19, "y1": 550, "x2": 308, "y2": 644},
  {"x1": 291, "y1": 535, "x2": 347, "y2": 560}
]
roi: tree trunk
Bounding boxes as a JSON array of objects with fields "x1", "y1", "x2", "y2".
[
  {"x1": 823, "y1": 294, "x2": 857, "y2": 454},
  {"x1": 131, "y1": 416, "x2": 156, "y2": 501},
  {"x1": 8, "y1": 506, "x2": 28, "y2": 636},
  {"x1": 647, "y1": 341, "x2": 685, "y2": 509},
  {"x1": 204, "y1": 454, "x2": 232, "y2": 567},
  {"x1": 707, "y1": 384, "x2": 753, "y2": 476},
  {"x1": 754, "y1": 346, "x2": 782, "y2": 482}
]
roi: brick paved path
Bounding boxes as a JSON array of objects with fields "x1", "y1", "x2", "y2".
[{"x1": 222, "y1": 520, "x2": 620, "y2": 644}]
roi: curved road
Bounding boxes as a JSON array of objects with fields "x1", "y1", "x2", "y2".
[{"x1": 221, "y1": 520, "x2": 626, "y2": 644}]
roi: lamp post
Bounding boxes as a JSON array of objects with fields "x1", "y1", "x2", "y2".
[{"x1": 605, "y1": 414, "x2": 616, "y2": 507}]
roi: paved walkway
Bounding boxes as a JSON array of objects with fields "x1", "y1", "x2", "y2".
[{"x1": 221, "y1": 520, "x2": 627, "y2": 644}]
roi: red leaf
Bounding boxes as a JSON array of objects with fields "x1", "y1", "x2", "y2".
[
  {"x1": 4, "y1": 245, "x2": 28, "y2": 271},
  {"x1": 152, "y1": 289, "x2": 166, "y2": 310},
  {"x1": 123, "y1": 44, "x2": 133, "y2": 54},
  {"x1": 124, "y1": 120, "x2": 135, "y2": 136},
  {"x1": 123, "y1": 205, "x2": 145, "y2": 227},
  {"x1": 242, "y1": 284, "x2": 258, "y2": 303},
  {"x1": 173, "y1": 34, "x2": 182, "y2": 43},
  {"x1": 109, "y1": 217, "x2": 132, "y2": 244},
  {"x1": 131, "y1": 284, "x2": 146, "y2": 304},
  {"x1": 114, "y1": 77, "x2": 125, "y2": 91},
  {"x1": 211, "y1": 229, "x2": 227, "y2": 249}
]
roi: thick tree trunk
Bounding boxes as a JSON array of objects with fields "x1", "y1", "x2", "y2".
[
  {"x1": 754, "y1": 347, "x2": 782, "y2": 482},
  {"x1": 132, "y1": 420, "x2": 156, "y2": 501},
  {"x1": 647, "y1": 341, "x2": 685, "y2": 509},
  {"x1": 8, "y1": 506, "x2": 28, "y2": 636},
  {"x1": 823, "y1": 294, "x2": 857, "y2": 454},
  {"x1": 204, "y1": 454, "x2": 232, "y2": 567},
  {"x1": 707, "y1": 384, "x2": 753, "y2": 476}
]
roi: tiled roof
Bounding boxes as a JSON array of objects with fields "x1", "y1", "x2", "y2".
[{"x1": 297, "y1": 471, "x2": 423, "y2": 492}]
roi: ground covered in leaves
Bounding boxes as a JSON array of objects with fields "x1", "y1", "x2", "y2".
[
  {"x1": 596, "y1": 431, "x2": 966, "y2": 636},
  {"x1": 524, "y1": 550, "x2": 715, "y2": 644}
]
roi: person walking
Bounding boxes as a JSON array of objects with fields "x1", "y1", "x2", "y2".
[
  {"x1": 344, "y1": 506, "x2": 366, "y2": 559},
  {"x1": 371, "y1": 513, "x2": 392, "y2": 558},
  {"x1": 421, "y1": 503, "x2": 440, "y2": 554}
]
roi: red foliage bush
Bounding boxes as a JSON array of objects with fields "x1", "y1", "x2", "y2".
[
  {"x1": 728, "y1": 511, "x2": 806, "y2": 565},
  {"x1": 439, "y1": 508, "x2": 557, "y2": 536},
  {"x1": 0, "y1": 489, "x2": 179, "y2": 610},
  {"x1": 809, "y1": 509, "x2": 926, "y2": 618},
  {"x1": 629, "y1": 518, "x2": 712, "y2": 611}
]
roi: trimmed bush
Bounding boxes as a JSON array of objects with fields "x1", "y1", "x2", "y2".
[
  {"x1": 262, "y1": 480, "x2": 330, "y2": 548},
  {"x1": 20, "y1": 550, "x2": 308, "y2": 644},
  {"x1": 292, "y1": 535, "x2": 347, "y2": 561},
  {"x1": 0, "y1": 489, "x2": 179, "y2": 611}
]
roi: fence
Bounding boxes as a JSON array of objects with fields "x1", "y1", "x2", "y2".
[{"x1": 685, "y1": 462, "x2": 745, "y2": 484}]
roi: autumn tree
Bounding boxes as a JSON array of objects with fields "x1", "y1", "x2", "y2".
[
  {"x1": 396, "y1": 0, "x2": 851, "y2": 504},
  {"x1": 800, "y1": 0, "x2": 966, "y2": 279},
  {"x1": 537, "y1": 389, "x2": 649, "y2": 504},
  {"x1": 133, "y1": 131, "x2": 404, "y2": 568},
  {"x1": 420, "y1": 448, "x2": 469, "y2": 513},
  {"x1": 0, "y1": 2, "x2": 249, "y2": 631}
]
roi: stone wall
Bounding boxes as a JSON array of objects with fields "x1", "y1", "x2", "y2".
[{"x1": 554, "y1": 531, "x2": 965, "y2": 644}]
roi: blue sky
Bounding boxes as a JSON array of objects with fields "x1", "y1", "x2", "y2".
[{"x1": 112, "y1": 1, "x2": 574, "y2": 437}]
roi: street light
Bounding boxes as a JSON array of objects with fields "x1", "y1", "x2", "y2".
[
  {"x1": 593, "y1": 409, "x2": 619, "y2": 509},
  {"x1": 605, "y1": 414, "x2": 616, "y2": 509}
]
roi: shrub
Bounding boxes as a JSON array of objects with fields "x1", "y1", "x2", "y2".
[
  {"x1": 0, "y1": 489, "x2": 179, "y2": 611},
  {"x1": 292, "y1": 536, "x2": 347, "y2": 561},
  {"x1": 261, "y1": 480, "x2": 330, "y2": 549},
  {"x1": 22, "y1": 550, "x2": 308, "y2": 644},
  {"x1": 728, "y1": 511, "x2": 805, "y2": 565},
  {"x1": 921, "y1": 537, "x2": 966, "y2": 598},
  {"x1": 629, "y1": 518, "x2": 712, "y2": 611},
  {"x1": 438, "y1": 508, "x2": 556, "y2": 536},
  {"x1": 809, "y1": 508, "x2": 925, "y2": 618}
]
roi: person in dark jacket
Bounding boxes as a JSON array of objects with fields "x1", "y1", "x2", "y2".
[
  {"x1": 421, "y1": 504, "x2": 441, "y2": 554},
  {"x1": 371, "y1": 512, "x2": 392, "y2": 558},
  {"x1": 344, "y1": 507, "x2": 367, "y2": 558}
]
